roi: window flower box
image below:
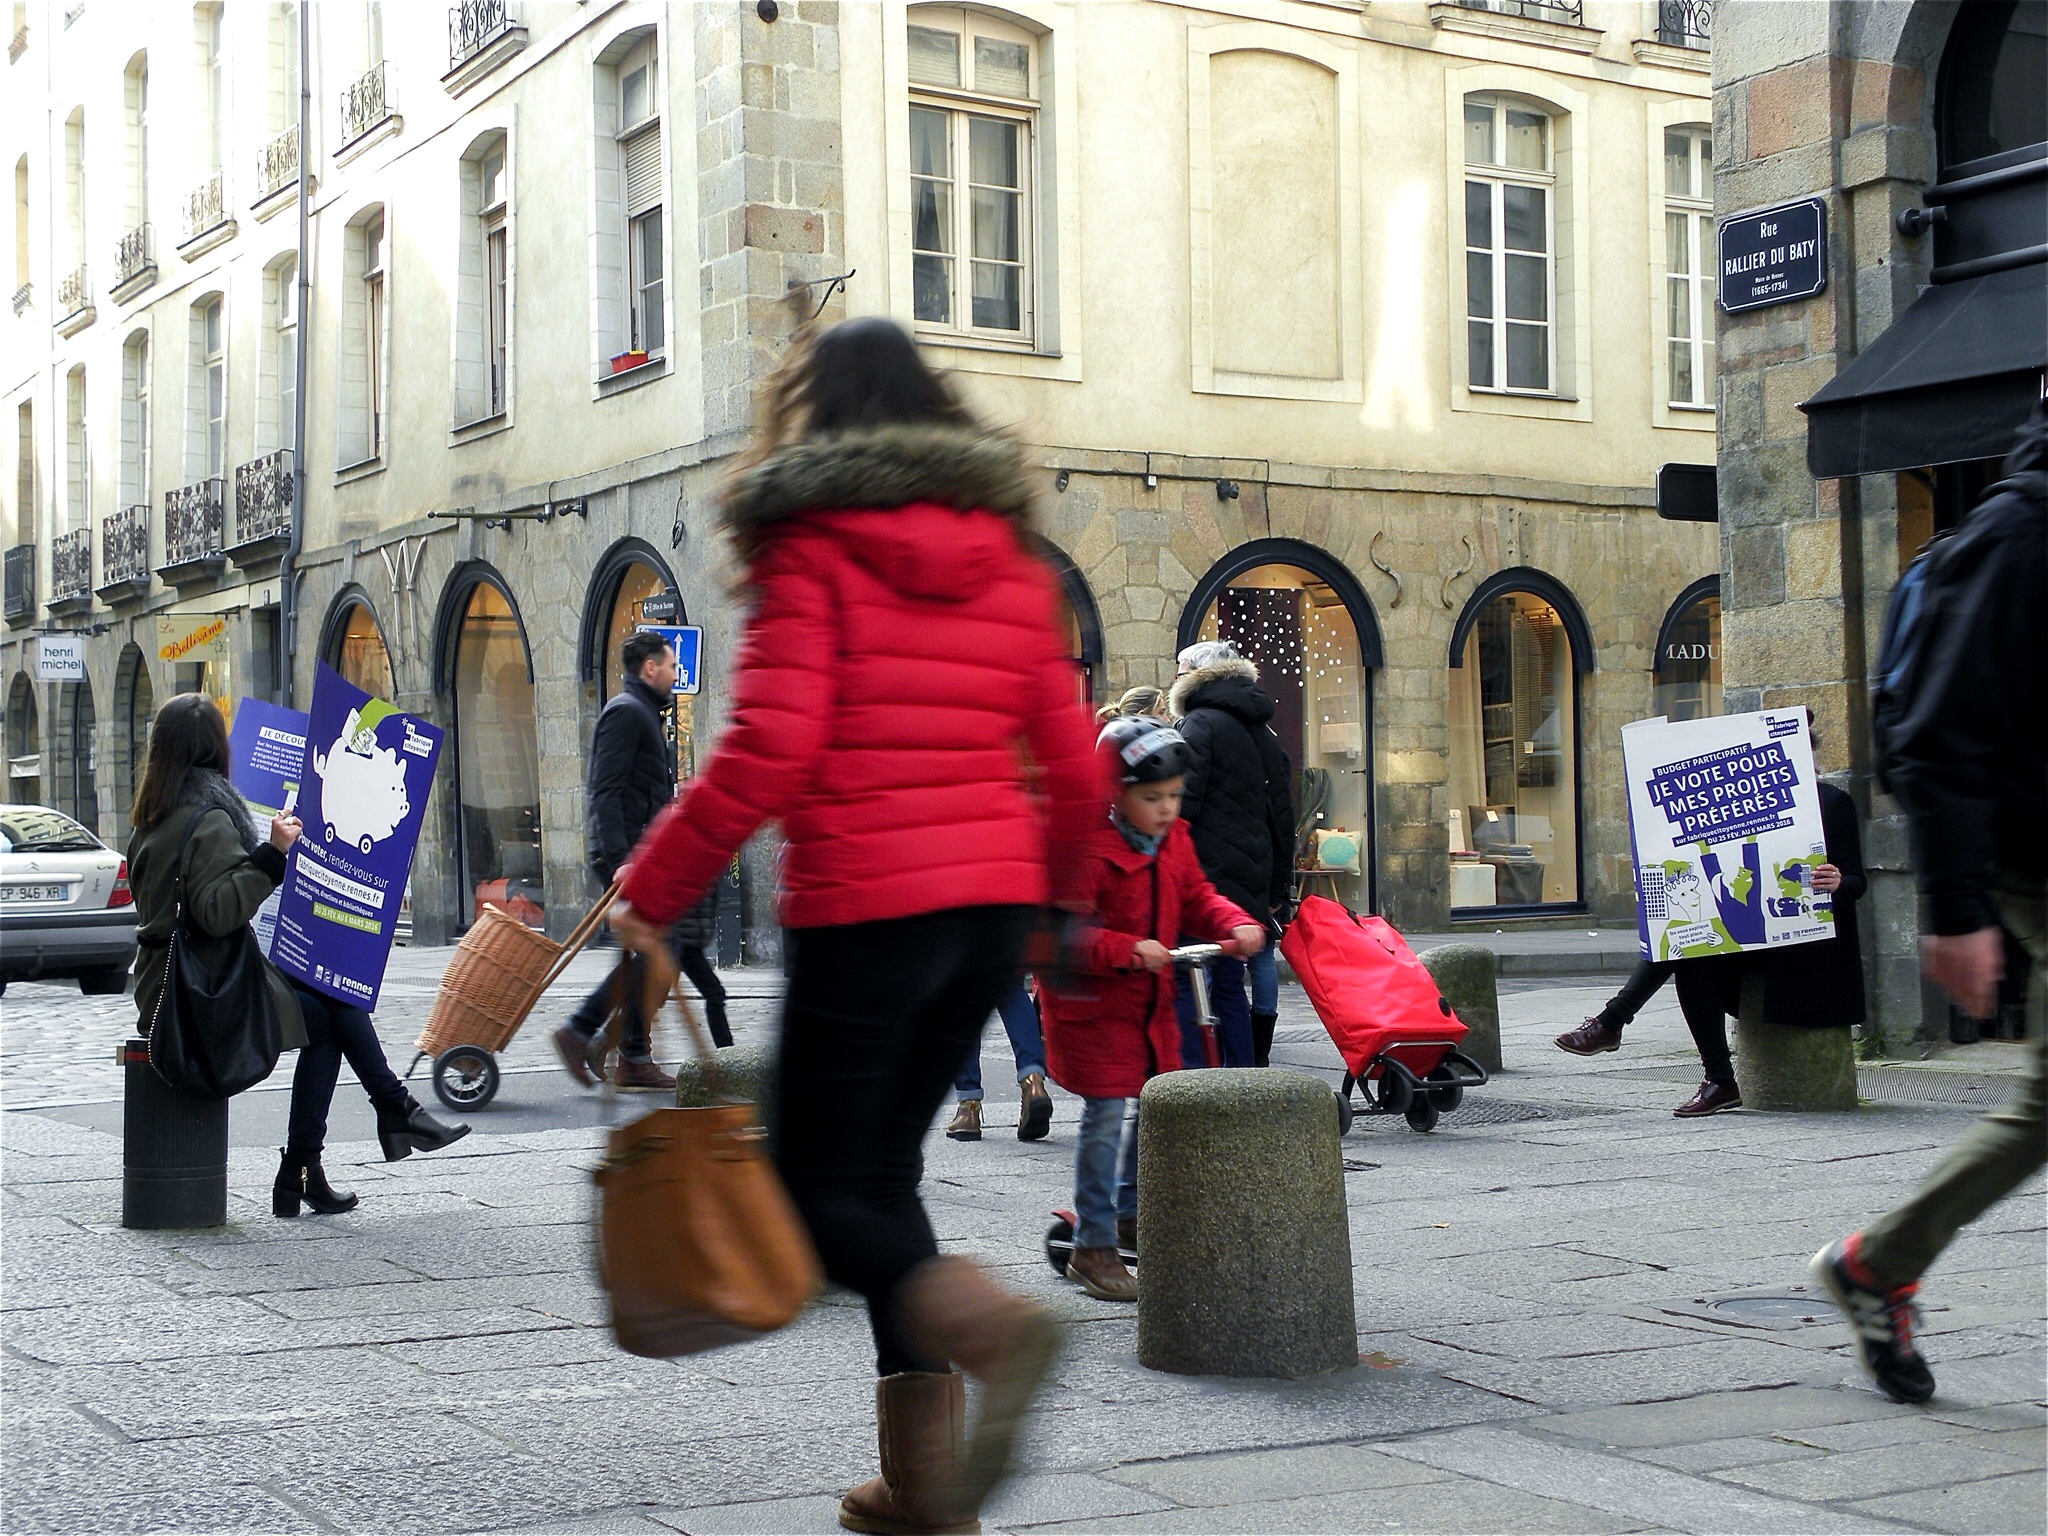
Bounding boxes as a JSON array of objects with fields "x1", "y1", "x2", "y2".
[{"x1": 609, "y1": 349, "x2": 650, "y2": 375}]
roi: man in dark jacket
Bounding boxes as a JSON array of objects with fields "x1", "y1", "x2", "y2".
[
  {"x1": 1168, "y1": 640, "x2": 1295, "y2": 1067},
  {"x1": 1812, "y1": 403, "x2": 2048, "y2": 1406},
  {"x1": 553, "y1": 630, "x2": 679, "y2": 1090}
]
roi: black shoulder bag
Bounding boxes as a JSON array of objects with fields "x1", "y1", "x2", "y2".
[{"x1": 146, "y1": 806, "x2": 285, "y2": 1099}]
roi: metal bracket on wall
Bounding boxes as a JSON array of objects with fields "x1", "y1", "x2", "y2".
[
  {"x1": 1368, "y1": 530, "x2": 1403, "y2": 609},
  {"x1": 1440, "y1": 536, "x2": 1475, "y2": 611}
]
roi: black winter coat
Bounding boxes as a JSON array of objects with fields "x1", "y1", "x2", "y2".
[
  {"x1": 1886, "y1": 403, "x2": 2047, "y2": 934},
  {"x1": 586, "y1": 676, "x2": 675, "y2": 883},
  {"x1": 1168, "y1": 659, "x2": 1295, "y2": 921}
]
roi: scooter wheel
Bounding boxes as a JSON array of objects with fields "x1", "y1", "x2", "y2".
[
  {"x1": 1425, "y1": 1064, "x2": 1464, "y2": 1114},
  {"x1": 1373, "y1": 1071, "x2": 1413, "y2": 1116},
  {"x1": 1404, "y1": 1095, "x2": 1440, "y2": 1134},
  {"x1": 1334, "y1": 1090, "x2": 1355, "y2": 1137},
  {"x1": 433, "y1": 1046, "x2": 500, "y2": 1112},
  {"x1": 1044, "y1": 1216, "x2": 1075, "y2": 1275}
]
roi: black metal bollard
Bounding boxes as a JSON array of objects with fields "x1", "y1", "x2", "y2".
[{"x1": 121, "y1": 1039, "x2": 228, "y2": 1229}]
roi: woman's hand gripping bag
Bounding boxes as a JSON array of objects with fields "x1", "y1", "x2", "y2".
[{"x1": 1280, "y1": 895, "x2": 1467, "y2": 1078}]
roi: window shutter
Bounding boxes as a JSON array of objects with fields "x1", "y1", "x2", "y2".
[{"x1": 622, "y1": 124, "x2": 661, "y2": 214}]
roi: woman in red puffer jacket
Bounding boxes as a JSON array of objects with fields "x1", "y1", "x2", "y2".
[{"x1": 610, "y1": 317, "x2": 1104, "y2": 1536}]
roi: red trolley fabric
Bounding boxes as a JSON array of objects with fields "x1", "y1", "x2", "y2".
[{"x1": 1280, "y1": 896, "x2": 1468, "y2": 1080}]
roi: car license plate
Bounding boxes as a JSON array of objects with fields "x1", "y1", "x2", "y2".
[{"x1": 5, "y1": 884, "x2": 67, "y2": 903}]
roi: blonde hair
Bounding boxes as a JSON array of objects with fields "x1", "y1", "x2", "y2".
[{"x1": 1094, "y1": 685, "x2": 1164, "y2": 724}]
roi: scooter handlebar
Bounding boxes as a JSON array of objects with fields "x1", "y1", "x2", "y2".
[{"x1": 1166, "y1": 942, "x2": 1228, "y2": 966}]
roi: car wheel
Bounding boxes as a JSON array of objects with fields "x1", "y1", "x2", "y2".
[{"x1": 78, "y1": 966, "x2": 130, "y2": 996}]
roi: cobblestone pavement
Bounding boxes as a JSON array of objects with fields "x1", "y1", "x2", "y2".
[{"x1": 2, "y1": 957, "x2": 2042, "y2": 1535}]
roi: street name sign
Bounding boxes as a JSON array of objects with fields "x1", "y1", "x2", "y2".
[{"x1": 1718, "y1": 198, "x2": 1827, "y2": 313}]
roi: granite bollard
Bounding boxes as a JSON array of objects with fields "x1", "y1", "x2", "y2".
[
  {"x1": 1420, "y1": 944, "x2": 1502, "y2": 1073},
  {"x1": 1733, "y1": 974, "x2": 1857, "y2": 1111},
  {"x1": 673, "y1": 1041, "x2": 779, "y2": 1141},
  {"x1": 1136, "y1": 1069, "x2": 1356, "y2": 1378}
]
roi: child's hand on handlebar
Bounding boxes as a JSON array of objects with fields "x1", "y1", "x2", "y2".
[
  {"x1": 1229, "y1": 924, "x2": 1267, "y2": 956},
  {"x1": 1132, "y1": 939, "x2": 1172, "y2": 972}
]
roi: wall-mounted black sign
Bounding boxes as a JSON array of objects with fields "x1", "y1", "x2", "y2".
[
  {"x1": 1718, "y1": 197, "x2": 1827, "y2": 313},
  {"x1": 1656, "y1": 462, "x2": 1717, "y2": 523},
  {"x1": 638, "y1": 589, "x2": 682, "y2": 622}
]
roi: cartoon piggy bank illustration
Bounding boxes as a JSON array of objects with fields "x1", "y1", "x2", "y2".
[{"x1": 312, "y1": 708, "x2": 411, "y2": 854}]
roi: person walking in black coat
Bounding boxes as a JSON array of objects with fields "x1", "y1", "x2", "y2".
[
  {"x1": 554, "y1": 630, "x2": 683, "y2": 1090},
  {"x1": 1168, "y1": 640, "x2": 1295, "y2": 1067}
]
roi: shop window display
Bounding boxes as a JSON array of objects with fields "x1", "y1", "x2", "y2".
[
  {"x1": 52, "y1": 679, "x2": 97, "y2": 834},
  {"x1": 1193, "y1": 563, "x2": 1370, "y2": 909},
  {"x1": 1654, "y1": 591, "x2": 1721, "y2": 722},
  {"x1": 6, "y1": 673, "x2": 41, "y2": 805},
  {"x1": 451, "y1": 580, "x2": 544, "y2": 929},
  {"x1": 332, "y1": 601, "x2": 397, "y2": 700},
  {"x1": 1448, "y1": 592, "x2": 1579, "y2": 908}
]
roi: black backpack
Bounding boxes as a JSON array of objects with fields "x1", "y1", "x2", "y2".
[{"x1": 1870, "y1": 536, "x2": 1948, "y2": 795}]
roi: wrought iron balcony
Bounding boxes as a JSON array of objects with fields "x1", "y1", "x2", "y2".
[
  {"x1": 3, "y1": 545, "x2": 35, "y2": 622},
  {"x1": 11, "y1": 282, "x2": 28, "y2": 316},
  {"x1": 340, "y1": 61, "x2": 394, "y2": 147},
  {"x1": 99, "y1": 504, "x2": 151, "y2": 598},
  {"x1": 449, "y1": 0, "x2": 519, "y2": 69},
  {"x1": 114, "y1": 222, "x2": 155, "y2": 291},
  {"x1": 56, "y1": 265, "x2": 88, "y2": 320},
  {"x1": 256, "y1": 125, "x2": 300, "y2": 201},
  {"x1": 1456, "y1": 0, "x2": 1584, "y2": 23},
  {"x1": 1657, "y1": 0, "x2": 1711, "y2": 48},
  {"x1": 49, "y1": 527, "x2": 92, "y2": 608},
  {"x1": 232, "y1": 449, "x2": 294, "y2": 554},
  {"x1": 161, "y1": 478, "x2": 226, "y2": 580},
  {"x1": 184, "y1": 174, "x2": 227, "y2": 245}
]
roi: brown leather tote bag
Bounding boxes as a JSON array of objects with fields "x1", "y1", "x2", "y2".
[{"x1": 591, "y1": 948, "x2": 821, "y2": 1358}]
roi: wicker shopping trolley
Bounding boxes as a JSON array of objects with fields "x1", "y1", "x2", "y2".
[{"x1": 407, "y1": 881, "x2": 621, "y2": 1111}]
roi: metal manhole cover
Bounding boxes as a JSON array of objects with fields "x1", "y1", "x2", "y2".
[
  {"x1": 1856, "y1": 1067, "x2": 2018, "y2": 1108},
  {"x1": 1349, "y1": 1098, "x2": 1615, "y2": 1130},
  {"x1": 1659, "y1": 1285, "x2": 1835, "y2": 1331}
]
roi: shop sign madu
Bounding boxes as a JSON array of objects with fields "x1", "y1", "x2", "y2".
[{"x1": 1718, "y1": 198, "x2": 1827, "y2": 314}]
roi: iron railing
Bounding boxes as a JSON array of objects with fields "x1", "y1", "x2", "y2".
[
  {"x1": 340, "y1": 61, "x2": 393, "y2": 146},
  {"x1": 232, "y1": 449, "x2": 294, "y2": 547},
  {"x1": 101, "y1": 504, "x2": 150, "y2": 589},
  {"x1": 1456, "y1": 0, "x2": 1585, "y2": 23},
  {"x1": 449, "y1": 0, "x2": 517, "y2": 69},
  {"x1": 50, "y1": 528, "x2": 91, "y2": 604},
  {"x1": 3, "y1": 545, "x2": 34, "y2": 620},
  {"x1": 163, "y1": 479, "x2": 225, "y2": 571},
  {"x1": 256, "y1": 124, "x2": 299, "y2": 200},
  {"x1": 11, "y1": 283, "x2": 28, "y2": 316},
  {"x1": 114, "y1": 222, "x2": 154, "y2": 289},
  {"x1": 1657, "y1": 0, "x2": 1711, "y2": 48},
  {"x1": 56, "y1": 265, "x2": 88, "y2": 320},
  {"x1": 184, "y1": 174, "x2": 227, "y2": 244}
]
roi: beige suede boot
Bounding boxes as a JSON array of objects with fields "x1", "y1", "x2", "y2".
[{"x1": 838, "y1": 1371, "x2": 979, "y2": 1534}]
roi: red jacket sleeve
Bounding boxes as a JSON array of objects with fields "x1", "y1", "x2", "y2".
[
  {"x1": 620, "y1": 538, "x2": 837, "y2": 926},
  {"x1": 1016, "y1": 559, "x2": 1112, "y2": 910},
  {"x1": 1170, "y1": 828, "x2": 1255, "y2": 942}
]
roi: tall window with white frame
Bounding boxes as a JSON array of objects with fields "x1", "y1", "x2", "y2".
[
  {"x1": 906, "y1": 9, "x2": 1036, "y2": 343},
  {"x1": 198, "y1": 4, "x2": 223, "y2": 176},
  {"x1": 15, "y1": 402, "x2": 32, "y2": 547},
  {"x1": 364, "y1": 217, "x2": 386, "y2": 454},
  {"x1": 1464, "y1": 94, "x2": 1556, "y2": 395},
  {"x1": 13, "y1": 156, "x2": 28, "y2": 300},
  {"x1": 124, "y1": 55, "x2": 147, "y2": 233},
  {"x1": 1664, "y1": 126, "x2": 1714, "y2": 410},
  {"x1": 193, "y1": 296, "x2": 225, "y2": 479},
  {"x1": 617, "y1": 39, "x2": 663, "y2": 357},
  {"x1": 65, "y1": 365, "x2": 87, "y2": 532},
  {"x1": 482, "y1": 144, "x2": 508, "y2": 414},
  {"x1": 121, "y1": 332, "x2": 150, "y2": 508},
  {"x1": 276, "y1": 256, "x2": 297, "y2": 448}
]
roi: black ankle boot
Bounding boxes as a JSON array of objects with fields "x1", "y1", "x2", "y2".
[
  {"x1": 273, "y1": 1148, "x2": 359, "y2": 1217},
  {"x1": 375, "y1": 1093, "x2": 472, "y2": 1162},
  {"x1": 1250, "y1": 1009, "x2": 1278, "y2": 1069}
]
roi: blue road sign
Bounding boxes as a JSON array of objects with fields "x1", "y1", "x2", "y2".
[{"x1": 635, "y1": 624, "x2": 702, "y2": 695}]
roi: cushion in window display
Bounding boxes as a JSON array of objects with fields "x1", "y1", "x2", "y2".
[{"x1": 1312, "y1": 828, "x2": 1360, "y2": 873}]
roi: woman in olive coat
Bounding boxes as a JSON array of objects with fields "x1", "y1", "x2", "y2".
[{"x1": 128, "y1": 694, "x2": 466, "y2": 1216}]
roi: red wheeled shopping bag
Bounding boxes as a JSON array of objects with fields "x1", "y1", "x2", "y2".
[{"x1": 1280, "y1": 896, "x2": 1467, "y2": 1080}]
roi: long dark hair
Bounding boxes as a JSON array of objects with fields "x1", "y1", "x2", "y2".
[
  {"x1": 131, "y1": 693, "x2": 232, "y2": 833},
  {"x1": 733, "y1": 317, "x2": 976, "y2": 466}
]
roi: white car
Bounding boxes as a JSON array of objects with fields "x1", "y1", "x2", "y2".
[{"x1": 0, "y1": 805, "x2": 137, "y2": 996}]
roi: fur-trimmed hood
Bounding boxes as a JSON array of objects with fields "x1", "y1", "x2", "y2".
[
  {"x1": 1170, "y1": 657, "x2": 1269, "y2": 723},
  {"x1": 175, "y1": 767, "x2": 263, "y2": 854},
  {"x1": 721, "y1": 423, "x2": 1039, "y2": 558}
]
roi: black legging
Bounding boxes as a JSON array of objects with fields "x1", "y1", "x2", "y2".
[
  {"x1": 1672, "y1": 957, "x2": 1741, "y2": 1087},
  {"x1": 678, "y1": 944, "x2": 732, "y2": 1048},
  {"x1": 287, "y1": 982, "x2": 406, "y2": 1155},
  {"x1": 1596, "y1": 959, "x2": 1676, "y2": 1031},
  {"x1": 775, "y1": 904, "x2": 1033, "y2": 1377}
]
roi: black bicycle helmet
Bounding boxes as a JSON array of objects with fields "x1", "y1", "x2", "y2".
[{"x1": 1097, "y1": 715, "x2": 1190, "y2": 786}]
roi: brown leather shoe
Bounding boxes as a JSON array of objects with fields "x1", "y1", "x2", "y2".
[
  {"x1": 945, "y1": 1100, "x2": 983, "y2": 1141},
  {"x1": 838, "y1": 1371, "x2": 980, "y2": 1534},
  {"x1": 551, "y1": 1024, "x2": 600, "y2": 1087},
  {"x1": 1674, "y1": 1080, "x2": 1742, "y2": 1117},
  {"x1": 1555, "y1": 1018, "x2": 1624, "y2": 1056},
  {"x1": 1016, "y1": 1074, "x2": 1053, "y2": 1142},
  {"x1": 611, "y1": 1056, "x2": 676, "y2": 1092},
  {"x1": 1066, "y1": 1246, "x2": 1137, "y2": 1303}
]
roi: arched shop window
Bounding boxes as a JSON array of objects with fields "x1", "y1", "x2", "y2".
[
  {"x1": 1447, "y1": 570, "x2": 1592, "y2": 912},
  {"x1": 113, "y1": 644, "x2": 154, "y2": 842},
  {"x1": 1937, "y1": 0, "x2": 2047, "y2": 172},
  {"x1": 441, "y1": 569, "x2": 544, "y2": 930},
  {"x1": 583, "y1": 539, "x2": 685, "y2": 774},
  {"x1": 599, "y1": 561, "x2": 671, "y2": 700},
  {"x1": 53, "y1": 678, "x2": 97, "y2": 834},
  {"x1": 323, "y1": 592, "x2": 397, "y2": 700},
  {"x1": 1653, "y1": 578, "x2": 1721, "y2": 722},
  {"x1": 1181, "y1": 540, "x2": 1383, "y2": 912},
  {"x1": 6, "y1": 672, "x2": 42, "y2": 805},
  {"x1": 1036, "y1": 538, "x2": 1103, "y2": 706}
]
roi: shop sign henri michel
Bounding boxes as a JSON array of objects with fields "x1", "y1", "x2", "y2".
[{"x1": 1718, "y1": 198, "x2": 1827, "y2": 314}]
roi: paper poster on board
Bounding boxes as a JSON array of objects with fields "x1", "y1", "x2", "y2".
[
  {"x1": 226, "y1": 697, "x2": 311, "y2": 956},
  {"x1": 1621, "y1": 708, "x2": 1834, "y2": 962},
  {"x1": 267, "y1": 664, "x2": 442, "y2": 1011}
]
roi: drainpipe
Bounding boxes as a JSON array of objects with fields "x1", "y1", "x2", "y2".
[{"x1": 278, "y1": 0, "x2": 311, "y2": 708}]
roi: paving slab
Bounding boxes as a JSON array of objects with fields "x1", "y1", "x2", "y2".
[
  {"x1": 1100, "y1": 1443, "x2": 1451, "y2": 1506},
  {"x1": 1013, "y1": 1476, "x2": 1647, "y2": 1534},
  {"x1": 1713, "y1": 1436, "x2": 2047, "y2": 1501},
  {"x1": 1846, "y1": 1472, "x2": 2048, "y2": 1536}
]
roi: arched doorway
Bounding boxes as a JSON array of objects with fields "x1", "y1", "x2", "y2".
[
  {"x1": 1037, "y1": 538, "x2": 1104, "y2": 706},
  {"x1": 53, "y1": 678, "x2": 98, "y2": 834},
  {"x1": 582, "y1": 538, "x2": 685, "y2": 773},
  {"x1": 440, "y1": 570, "x2": 543, "y2": 930},
  {"x1": 322, "y1": 591, "x2": 398, "y2": 699},
  {"x1": 5, "y1": 673, "x2": 40, "y2": 805},
  {"x1": 1447, "y1": 569, "x2": 1593, "y2": 912},
  {"x1": 112, "y1": 644, "x2": 154, "y2": 842},
  {"x1": 1180, "y1": 539, "x2": 1383, "y2": 912},
  {"x1": 1654, "y1": 577, "x2": 1721, "y2": 722}
]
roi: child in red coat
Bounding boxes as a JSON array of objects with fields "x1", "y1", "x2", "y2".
[{"x1": 1039, "y1": 717, "x2": 1262, "y2": 1301}]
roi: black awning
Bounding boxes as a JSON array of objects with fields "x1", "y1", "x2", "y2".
[{"x1": 1800, "y1": 261, "x2": 2046, "y2": 477}]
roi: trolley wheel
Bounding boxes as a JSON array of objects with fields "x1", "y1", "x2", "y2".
[
  {"x1": 432, "y1": 1045, "x2": 500, "y2": 1112},
  {"x1": 1373, "y1": 1070, "x2": 1413, "y2": 1117},
  {"x1": 1404, "y1": 1095, "x2": 1440, "y2": 1134},
  {"x1": 1044, "y1": 1216, "x2": 1075, "y2": 1275},
  {"x1": 1425, "y1": 1064, "x2": 1464, "y2": 1114},
  {"x1": 1334, "y1": 1089, "x2": 1356, "y2": 1137}
]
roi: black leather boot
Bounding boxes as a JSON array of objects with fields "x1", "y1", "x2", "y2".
[
  {"x1": 273, "y1": 1148, "x2": 359, "y2": 1217},
  {"x1": 1249, "y1": 1010, "x2": 1278, "y2": 1069},
  {"x1": 375, "y1": 1093, "x2": 472, "y2": 1162}
]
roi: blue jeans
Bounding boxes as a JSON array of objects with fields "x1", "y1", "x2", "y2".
[
  {"x1": 1175, "y1": 951, "x2": 1254, "y2": 1068},
  {"x1": 1074, "y1": 1096, "x2": 1139, "y2": 1249},
  {"x1": 954, "y1": 981, "x2": 1045, "y2": 1099},
  {"x1": 1247, "y1": 941, "x2": 1278, "y2": 1014}
]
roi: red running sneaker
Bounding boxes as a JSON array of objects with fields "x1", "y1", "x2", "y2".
[{"x1": 1810, "y1": 1234, "x2": 1936, "y2": 1404}]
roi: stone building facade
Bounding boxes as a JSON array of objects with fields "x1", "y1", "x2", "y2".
[{"x1": 6, "y1": 0, "x2": 1719, "y2": 959}]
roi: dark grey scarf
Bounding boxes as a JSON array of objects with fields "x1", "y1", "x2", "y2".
[{"x1": 178, "y1": 768, "x2": 263, "y2": 854}]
